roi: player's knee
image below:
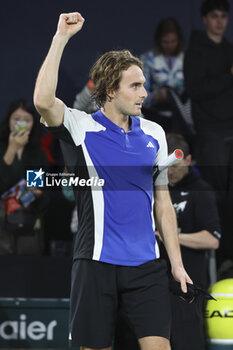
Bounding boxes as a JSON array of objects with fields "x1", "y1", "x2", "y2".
[
  {"x1": 80, "y1": 347, "x2": 111, "y2": 350},
  {"x1": 138, "y1": 336, "x2": 170, "y2": 350}
]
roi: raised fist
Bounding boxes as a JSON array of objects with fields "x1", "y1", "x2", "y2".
[{"x1": 56, "y1": 12, "x2": 85, "y2": 39}]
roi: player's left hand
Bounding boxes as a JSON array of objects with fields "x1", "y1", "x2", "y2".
[{"x1": 171, "y1": 265, "x2": 193, "y2": 294}]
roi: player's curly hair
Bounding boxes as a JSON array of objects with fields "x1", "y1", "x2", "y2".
[{"x1": 89, "y1": 50, "x2": 143, "y2": 107}]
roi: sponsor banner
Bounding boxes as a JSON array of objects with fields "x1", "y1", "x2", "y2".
[
  {"x1": 206, "y1": 341, "x2": 233, "y2": 350},
  {"x1": 0, "y1": 298, "x2": 70, "y2": 348}
]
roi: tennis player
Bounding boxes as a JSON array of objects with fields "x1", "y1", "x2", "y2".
[{"x1": 34, "y1": 12, "x2": 192, "y2": 350}]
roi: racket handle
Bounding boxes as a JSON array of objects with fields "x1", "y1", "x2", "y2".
[
  {"x1": 158, "y1": 149, "x2": 183, "y2": 171},
  {"x1": 153, "y1": 149, "x2": 184, "y2": 177}
]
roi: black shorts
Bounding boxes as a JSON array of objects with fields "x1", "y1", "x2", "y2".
[
  {"x1": 170, "y1": 294, "x2": 206, "y2": 350},
  {"x1": 69, "y1": 258, "x2": 171, "y2": 348}
]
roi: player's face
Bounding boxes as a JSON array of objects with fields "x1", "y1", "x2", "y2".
[
  {"x1": 9, "y1": 108, "x2": 34, "y2": 133},
  {"x1": 110, "y1": 65, "x2": 147, "y2": 116},
  {"x1": 203, "y1": 10, "x2": 228, "y2": 38},
  {"x1": 168, "y1": 157, "x2": 189, "y2": 185},
  {"x1": 160, "y1": 32, "x2": 179, "y2": 57}
]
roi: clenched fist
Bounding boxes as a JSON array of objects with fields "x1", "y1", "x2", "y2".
[{"x1": 56, "y1": 12, "x2": 85, "y2": 39}]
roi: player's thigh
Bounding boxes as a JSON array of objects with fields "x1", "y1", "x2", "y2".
[
  {"x1": 70, "y1": 260, "x2": 117, "y2": 348},
  {"x1": 119, "y1": 259, "x2": 171, "y2": 340},
  {"x1": 138, "y1": 336, "x2": 171, "y2": 350}
]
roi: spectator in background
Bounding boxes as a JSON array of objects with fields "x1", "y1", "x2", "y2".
[
  {"x1": 0, "y1": 99, "x2": 49, "y2": 255},
  {"x1": 158, "y1": 133, "x2": 221, "y2": 350},
  {"x1": 73, "y1": 78, "x2": 98, "y2": 113},
  {"x1": 184, "y1": 0, "x2": 233, "y2": 265},
  {"x1": 0, "y1": 99, "x2": 46, "y2": 189},
  {"x1": 141, "y1": 18, "x2": 192, "y2": 137}
]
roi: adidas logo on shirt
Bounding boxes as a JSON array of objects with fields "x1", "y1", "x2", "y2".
[{"x1": 146, "y1": 141, "x2": 154, "y2": 148}]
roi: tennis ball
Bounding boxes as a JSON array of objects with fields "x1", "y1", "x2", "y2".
[{"x1": 205, "y1": 279, "x2": 233, "y2": 341}]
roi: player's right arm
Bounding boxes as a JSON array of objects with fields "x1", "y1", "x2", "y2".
[{"x1": 33, "y1": 12, "x2": 85, "y2": 126}]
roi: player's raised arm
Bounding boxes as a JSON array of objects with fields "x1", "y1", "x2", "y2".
[{"x1": 33, "y1": 12, "x2": 85, "y2": 126}]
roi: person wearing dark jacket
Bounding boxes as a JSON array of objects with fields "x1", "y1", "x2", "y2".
[
  {"x1": 158, "y1": 133, "x2": 221, "y2": 350},
  {"x1": 0, "y1": 99, "x2": 49, "y2": 254},
  {"x1": 0, "y1": 99, "x2": 48, "y2": 195},
  {"x1": 183, "y1": 0, "x2": 233, "y2": 264}
]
